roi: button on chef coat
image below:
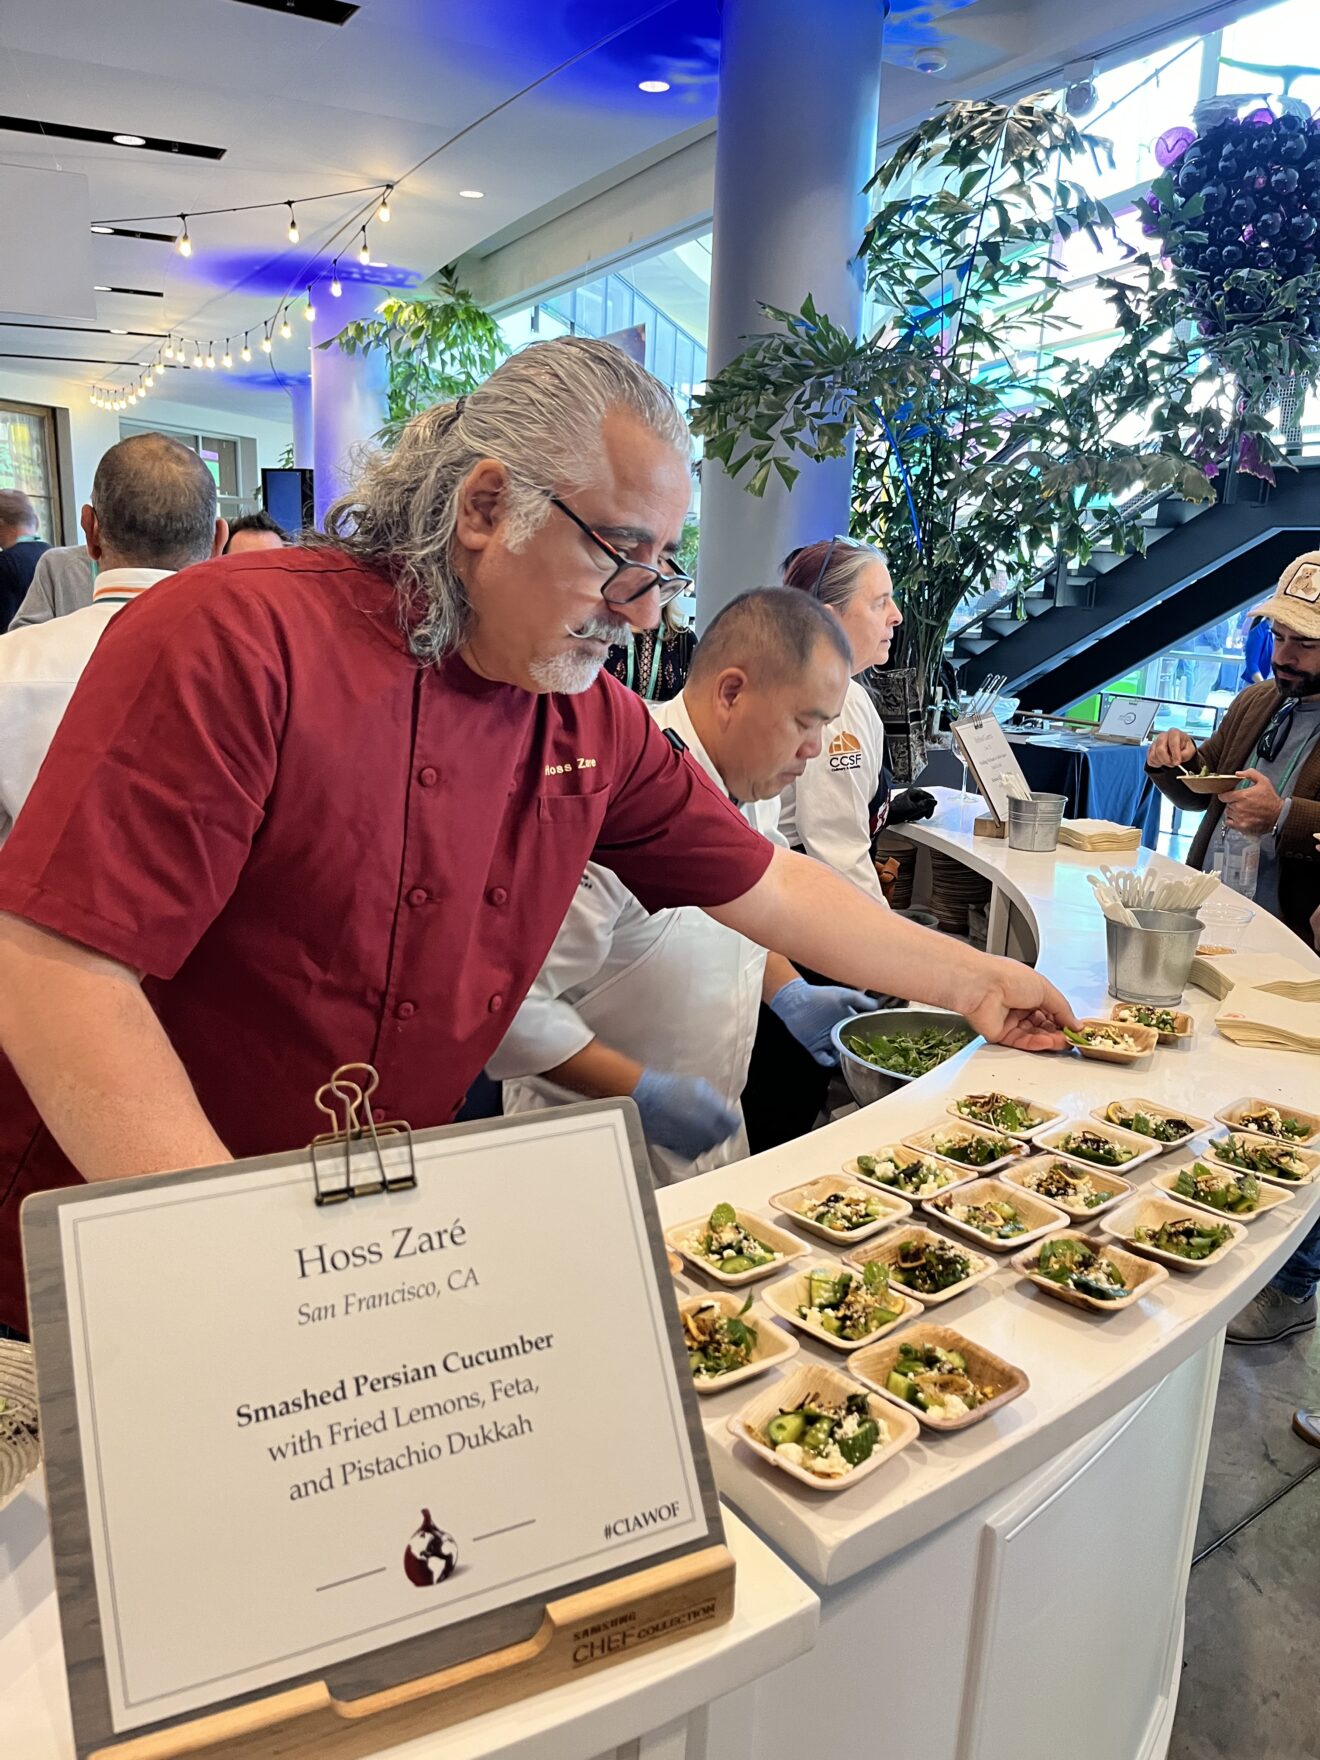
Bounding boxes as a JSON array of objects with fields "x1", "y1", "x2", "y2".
[
  {"x1": 489, "y1": 691, "x2": 785, "y2": 1184},
  {"x1": 778, "y1": 675, "x2": 886, "y2": 903},
  {"x1": 0, "y1": 551, "x2": 774, "y2": 1329}
]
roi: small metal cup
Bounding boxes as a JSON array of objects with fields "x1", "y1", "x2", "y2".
[{"x1": 1105, "y1": 909, "x2": 1204, "y2": 1006}]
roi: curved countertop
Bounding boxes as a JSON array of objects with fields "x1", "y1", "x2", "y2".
[{"x1": 659, "y1": 795, "x2": 1320, "y2": 1586}]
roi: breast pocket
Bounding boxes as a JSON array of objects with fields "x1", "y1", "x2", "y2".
[{"x1": 536, "y1": 786, "x2": 610, "y2": 828}]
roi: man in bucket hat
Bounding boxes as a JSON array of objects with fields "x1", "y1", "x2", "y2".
[{"x1": 1146, "y1": 549, "x2": 1320, "y2": 948}]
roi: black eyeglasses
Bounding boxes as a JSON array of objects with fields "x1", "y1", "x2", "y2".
[
  {"x1": 805, "y1": 533, "x2": 865, "y2": 599},
  {"x1": 550, "y1": 495, "x2": 693, "y2": 607}
]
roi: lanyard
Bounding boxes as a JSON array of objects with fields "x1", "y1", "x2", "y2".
[
  {"x1": 1249, "y1": 711, "x2": 1320, "y2": 797},
  {"x1": 625, "y1": 633, "x2": 663, "y2": 700}
]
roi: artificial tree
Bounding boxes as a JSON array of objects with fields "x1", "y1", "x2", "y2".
[
  {"x1": 692, "y1": 95, "x2": 1212, "y2": 706},
  {"x1": 1139, "y1": 105, "x2": 1320, "y2": 486},
  {"x1": 324, "y1": 264, "x2": 508, "y2": 442}
]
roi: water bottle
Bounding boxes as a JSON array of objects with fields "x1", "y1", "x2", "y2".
[{"x1": 1218, "y1": 827, "x2": 1260, "y2": 900}]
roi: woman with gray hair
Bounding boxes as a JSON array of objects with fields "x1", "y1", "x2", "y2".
[{"x1": 779, "y1": 535, "x2": 903, "y2": 903}]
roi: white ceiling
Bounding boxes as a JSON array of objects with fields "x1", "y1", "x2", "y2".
[{"x1": 0, "y1": 0, "x2": 1262, "y2": 416}]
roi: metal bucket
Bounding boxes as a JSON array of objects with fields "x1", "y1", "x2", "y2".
[
  {"x1": 1006, "y1": 792, "x2": 1067, "y2": 852},
  {"x1": 1105, "y1": 909, "x2": 1204, "y2": 1006}
]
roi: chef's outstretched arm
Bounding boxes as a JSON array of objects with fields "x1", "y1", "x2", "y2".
[
  {"x1": 0, "y1": 913, "x2": 232, "y2": 1181},
  {"x1": 707, "y1": 847, "x2": 1077, "y2": 1052}
]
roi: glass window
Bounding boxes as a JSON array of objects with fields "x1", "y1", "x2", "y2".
[
  {"x1": 652, "y1": 319, "x2": 677, "y2": 389},
  {"x1": 0, "y1": 400, "x2": 61, "y2": 541},
  {"x1": 575, "y1": 278, "x2": 607, "y2": 337},
  {"x1": 1218, "y1": 0, "x2": 1320, "y2": 117},
  {"x1": 606, "y1": 277, "x2": 635, "y2": 335}
]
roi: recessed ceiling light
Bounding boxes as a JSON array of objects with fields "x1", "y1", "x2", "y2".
[
  {"x1": 638, "y1": 79, "x2": 670, "y2": 93},
  {"x1": 458, "y1": 188, "x2": 484, "y2": 199},
  {"x1": 110, "y1": 327, "x2": 128, "y2": 334},
  {"x1": 112, "y1": 133, "x2": 146, "y2": 147},
  {"x1": 91, "y1": 224, "x2": 113, "y2": 234},
  {"x1": 0, "y1": 114, "x2": 224, "y2": 158}
]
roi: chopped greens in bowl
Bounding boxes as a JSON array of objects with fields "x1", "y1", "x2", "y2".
[
  {"x1": 840, "y1": 1025, "x2": 972, "y2": 1078},
  {"x1": 795, "y1": 1188, "x2": 888, "y2": 1234},
  {"x1": 939, "y1": 1197, "x2": 1027, "y2": 1241},
  {"x1": 891, "y1": 1238, "x2": 975, "y2": 1295},
  {"x1": 926, "y1": 1129, "x2": 1020, "y2": 1168},
  {"x1": 851, "y1": 1151, "x2": 958, "y2": 1199},
  {"x1": 1052, "y1": 1128, "x2": 1141, "y2": 1168},
  {"x1": 1230, "y1": 1104, "x2": 1312, "y2": 1142},
  {"x1": 1019, "y1": 1161, "x2": 1115, "y2": 1211}
]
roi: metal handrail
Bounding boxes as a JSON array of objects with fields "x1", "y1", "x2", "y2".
[{"x1": 948, "y1": 480, "x2": 1179, "y2": 650}]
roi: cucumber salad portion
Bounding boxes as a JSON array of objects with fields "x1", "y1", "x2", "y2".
[
  {"x1": 885, "y1": 1342, "x2": 995, "y2": 1418},
  {"x1": 684, "y1": 1203, "x2": 781, "y2": 1274},
  {"x1": 798, "y1": 1263, "x2": 902, "y2": 1341},
  {"x1": 764, "y1": 1391, "x2": 886, "y2": 1479}
]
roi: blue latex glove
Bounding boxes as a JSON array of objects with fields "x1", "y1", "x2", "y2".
[
  {"x1": 770, "y1": 977, "x2": 875, "y2": 1067},
  {"x1": 633, "y1": 1068, "x2": 741, "y2": 1162}
]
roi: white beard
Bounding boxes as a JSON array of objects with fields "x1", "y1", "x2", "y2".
[{"x1": 528, "y1": 613, "x2": 631, "y2": 695}]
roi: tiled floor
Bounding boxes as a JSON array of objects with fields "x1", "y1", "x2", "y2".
[{"x1": 1170, "y1": 1324, "x2": 1320, "y2": 1760}]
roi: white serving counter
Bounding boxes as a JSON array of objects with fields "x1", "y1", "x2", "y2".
[
  {"x1": 4, "y1": 795, "x2": 1316, "y2": 1760},
  {"x1": 657, "y1": 795, "x2": 1320, "y2": 1760}
]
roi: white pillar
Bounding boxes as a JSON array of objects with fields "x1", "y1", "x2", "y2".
[
  {"x1": 696, "y1": 0, "x2": 885, "y2": 625},
  {"x1": 310, "y1": 282, "x2": 390, "y2": 524},
  {"x1": 288, "y1": 379, "x2": 313, "y2": 470}
]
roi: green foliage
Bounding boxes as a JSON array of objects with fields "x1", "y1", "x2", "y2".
[
  {"x1": 1138, "y1": 167, "x2": 1320, "y2": 482},
  {"x1": 322, "y1": 264, "x2": 508, "y2": 442},
  {"x1": 692, "y1": 96, "x2": 1215, "y2": 700}
]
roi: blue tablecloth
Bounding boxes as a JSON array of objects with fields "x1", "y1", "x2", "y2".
[{"x1": 918, "y1": 732, "x2": 1163, "y2": 848}]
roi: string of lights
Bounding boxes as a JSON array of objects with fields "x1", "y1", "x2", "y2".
[{"x1": 88, "y1": 0, "x2": 675, "y2": 406}]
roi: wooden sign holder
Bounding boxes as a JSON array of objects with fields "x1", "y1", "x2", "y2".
[
  {"x1": 26, "y1": 1079, "x2": 736, "y2": 1760},
  {"x1": 91, "y1": 1545, "x2": 736, "y2": 1760}
]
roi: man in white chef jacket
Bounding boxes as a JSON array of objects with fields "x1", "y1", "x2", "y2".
[{"x1": 488, "y1": 589, "x2": 876, "y2": 1182}]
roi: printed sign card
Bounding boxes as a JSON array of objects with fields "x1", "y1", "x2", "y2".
[{"x1": 23, "y1": 1102, "x2": 720, "y2": 1755}]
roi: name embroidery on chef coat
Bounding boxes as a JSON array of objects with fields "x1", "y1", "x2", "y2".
[
  {"x1": 544, "y1": 757, "x2": 598, "y2": 776},
  {"x1": 828, "y1": 730, "x2": 864, "y2": 773}
]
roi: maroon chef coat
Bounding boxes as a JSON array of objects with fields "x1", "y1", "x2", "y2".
[{"x1": 0, "y1": 549, "x2": 774, "y2": 1328}]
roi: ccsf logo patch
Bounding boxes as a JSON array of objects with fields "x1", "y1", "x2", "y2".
[{"x1": 828, "y1": 730, "x2": 863, "y2": 772}]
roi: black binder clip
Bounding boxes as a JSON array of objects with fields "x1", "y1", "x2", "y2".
[{"x1": 309, "y1": 1063, "x2": 418, "y2": 1206}]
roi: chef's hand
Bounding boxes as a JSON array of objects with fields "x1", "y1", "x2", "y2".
[
  {"x1": 769, "y1": 977, "x2": 875, "y2": 1067},
  {"x1": 1147, "y1": 728, "x2": 1197, "y2": 770},
  {"x1": 954, "y1": 957, "x2": 1079, "y2": 1054},
  {"x1": 1224, "y1": 769, "x2": 1284, "y2": 834},
  {"x1": 632, "y1": 1069, "x2": 741, "y2": 1161}
]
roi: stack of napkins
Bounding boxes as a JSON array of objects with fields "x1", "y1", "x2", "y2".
[
  {"x1": 1216, "y1": 986, "x2": 1320, "y2": 1054},
  {"x1": 1189, "y1": 952, "x2": 1319, "y2": 1001},
  {"x1": 1057, "y1": 819, "x2": 1143, "y2": 852}
]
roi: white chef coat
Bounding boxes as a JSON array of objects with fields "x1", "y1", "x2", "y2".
[
  {"x1": 489, "y1": 691, "x2": 784, "y2": 1183},
  {"x1": 0, "y1": 568, "x2": 172, "y2": 841},
  {"x1": 778, "y1": 675, "x2": 886, "y2": 903}
]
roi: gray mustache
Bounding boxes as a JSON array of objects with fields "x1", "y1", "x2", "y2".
[{"x1": 567, "y1": 615, "x2": 631, "y2": 643}]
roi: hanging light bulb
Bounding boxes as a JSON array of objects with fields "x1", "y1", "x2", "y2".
[
  {"x1": 222, "y1": 340, "x2": 232, "y2": 368},
  {"x1": 206, "y1": 341, "x2": 217, "y2": 369},
  {"x1": 193, "y1": 341, "x2": 204, "y2": 368},
  {"x1": 377, "y1": 185, "x2": 393, "y2": 224},
  {"x1": 241, "y1": 333, "x2": 252, "y2": 362},
  {"x1": 358, "y1": 227, "x2": 371, "y2": 266},
  {"x1": 303, "y1": 285, "x2": 316, "y2": 322},
  {"x1": 164, "y1": 337, "x2": 175, "y2": 360},
  {"x1": 279, "y1": 307, "x2": 292, "y2": 340},
  {"x1": 260, "y1": 324, "x2": 272, "y2": 353},
  {"x1": 286, "y1": 201, "x2": 299, "y2": 244},
  {"x1": 330, "y1": 258, "x2": 343, "y2": 297},
  {"x1": 89, "y1": 387, "x2": 98, "y2": 405},
  {"x1": 176, "y1": 215, "x2": 192, "y2": 257}
]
